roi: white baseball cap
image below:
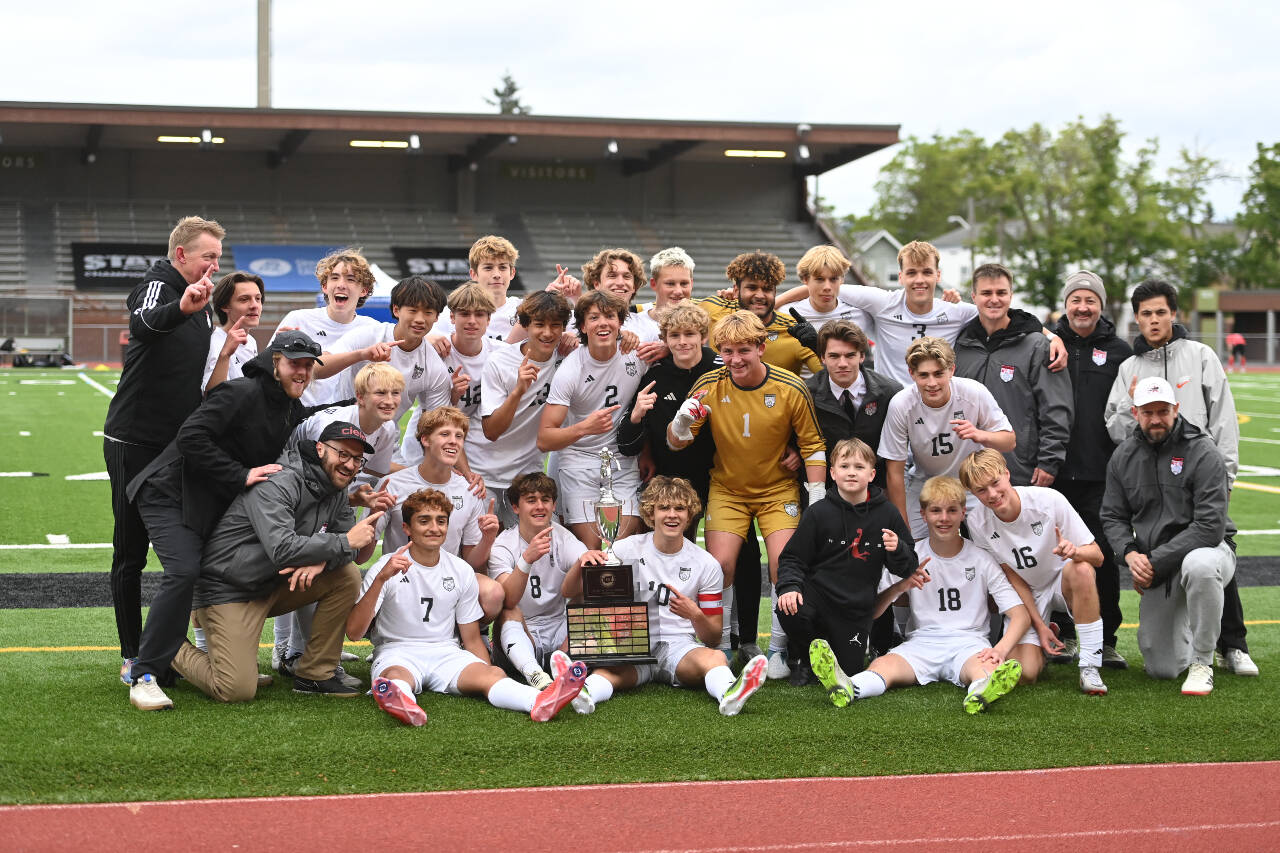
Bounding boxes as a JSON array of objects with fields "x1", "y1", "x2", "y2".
[{"x1": 1133, "y1": 377, "x2": 1177, "y2": 407}]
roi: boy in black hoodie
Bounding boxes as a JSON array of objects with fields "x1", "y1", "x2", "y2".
[{"x1": 775, "y1": 438, "x2": 916, "y2": 685}]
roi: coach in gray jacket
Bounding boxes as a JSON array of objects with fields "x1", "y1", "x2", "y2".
[
  {"x1": 171, "y1": 422, "x2": 382, "y2": 703},
  {"x1": 1101, "y1": 378, "x2": 1237, "y2": 695},
  {"x1": 954, "y1": 263, "x2": 1073, "y2": 486}
]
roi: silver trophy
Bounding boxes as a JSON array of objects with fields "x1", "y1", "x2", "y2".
[{"x1": 586, "y1": 448, "x2": 623, "y2": 565}]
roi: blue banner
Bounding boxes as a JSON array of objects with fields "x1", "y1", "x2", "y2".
[{"x1": 231, "y1": 244, "x2": 341, "y2": 292}]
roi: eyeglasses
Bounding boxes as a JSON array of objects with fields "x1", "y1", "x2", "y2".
[{"x1": 321, "y1": 442, "x2": 367, "y2": 469}]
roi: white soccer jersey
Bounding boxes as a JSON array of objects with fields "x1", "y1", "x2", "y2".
[
  {"x1": 613, "y1": 533, "x2": 723, "y2": 644},
  {"x1": 487, "y1": 523, "x2": 586, "y2": 627},
  {"x1": 838, "y1": 286, "x2": 978, "y2": 386},
  {"x1": 546, "y1": 346, "x2": 644, "y2": 463},
  {"x1": 791, "y1": 298, "x2": 875, "y2": 339},
  {"x1": 467, "y1": 342, "x2": 562, "y2": 489},
  {"x1": 272, "y1": 308, "x2": 379, "y2": 407},
  {"x1": 626, "y1": 309, "x2": 663, "y2": 343},
  {"x1": 201, "y1": 327, "x2": 258, "y2": 390},
  {"x1": 966, "y1": 486, "x2": 1095, "y2": 593},
  {"x1": 328, "y1": 322, "x2": 451, "y2": 421},
  {"x1": 879, "y1": 540, "x2": 1022, "y2": 640},
  {"x1": 374, "y1": 467, "x2": 484, "y2": 555},
  {"x1": 363, "y1": 550, "x2": 484, "y2": 647},
  {"x1": 291, "y1": 403, "x2": 399, "y2": 484},
  {"x1": 395, "y1": 339, "x2": 497, "y2": 468},
  {"x1": 437, "y1": 298, "x2": 520, "y2": 342},
  {"x1": 878, "y1": 377, "x2": 1013, "y2": 483}
]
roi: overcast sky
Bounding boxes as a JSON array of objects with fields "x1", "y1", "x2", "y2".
[{"x1": 5, "y1": 0, "x2": 1276, "y2": 226}]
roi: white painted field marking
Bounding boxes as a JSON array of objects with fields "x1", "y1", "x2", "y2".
[
  {"x1": 92, "y1": 430, "x2": 104, "y2": 437},
  {"x1": 65, "y1": 472, "x2": 109, "y2": 481},
  {"x1": 18, "y1": 431, "x2": 30, "y2": 436},
  {"x1": 1237, "y1": 529, "x2": 1280, "y2": 535},
  {"x1": 18, "y1": 379, "x2": 75, "y2": 385},
  {"x1": 1239, "y1": 410, "x2": 1280, "y2": 419},
  {"x1": 0, "y1": 542, "x2": 110, "y2": 549},
  {"x1": 1238, "y1": 465, "x2": 1280, "y2": 477},
  {"x1": 76, "y1": 372, "x2": 115, "y2": 398},
  {"x1": 1241, "y1": 436, "x2": 1280, "y2": 445},
  {"x1": 0, "y1": 472, "x2": 46, "y2": 477},
  {"x1": 45, "y1": 534, "x2": 70, "y2": 545}
]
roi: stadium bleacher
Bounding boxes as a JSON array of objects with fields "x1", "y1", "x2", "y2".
[{"x1": 0, "y1": 201, "x2": 26, "y2": 291}]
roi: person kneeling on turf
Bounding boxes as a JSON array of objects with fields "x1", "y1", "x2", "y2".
[
  {"x1": 557, "y1": 476, "x2": 768, "y2": 717},
  {"x1": 811, "y1": 476, "x2": 1030, "y2": 713},
  {"x1": 775, "y1": 438, "x2": 917, "y2": 685},
  {"x1": 347, "y1": 488, "x2": 588, "y2": 726}
]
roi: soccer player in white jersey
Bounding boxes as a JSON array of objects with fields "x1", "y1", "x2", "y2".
[
  {"x1": 812, "y1": 476, "x2": 1029, "y2": 713},
  {"x1": 879, "y1": 337, "x2": 1015, "y2": 539},
  {"x1": 554, "y1": 476, "x2": 768, "y2": 717},
  {"x1": 469, "y1": 291, "x2": 572, "y2": 529},
  {"x1": 488, "y1": 473, "x2": 605, "y2": 689},
  {"x1": 347, "y1": 488, "x2": 589, "y2": 726},
  {"x1": 787, "y1": 246, "x2": 874, "y2": 352},
  {"x1": 397, "y1": 282, "x2": 497, "y2": 467},
  {"x1": 959, "y1": 449, "x2": 1110, "y2": 696},
  {"x1": 538, "y1": 290, "x2": 645, "y2": 548},
  {"x1": 203, "y1": 272, "x2": 263, "y2": 392},
  {"x1": 433, "y1": 235, "x2": 523, "y2": 342},
  {"x1": 271, "y1": 248, "x2": 379, "y2": 407},
  {"x1": 629, "y1": 247, "x2": 696, "y2": 360}
]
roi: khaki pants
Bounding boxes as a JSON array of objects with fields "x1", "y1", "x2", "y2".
[{"x1": 173, "y1": 563, "x2": 361, "y2": 702}]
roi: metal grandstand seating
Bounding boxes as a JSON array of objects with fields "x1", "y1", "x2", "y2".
[{"x1": 0, "y1": 201, "x2": 26, "y2": 292}]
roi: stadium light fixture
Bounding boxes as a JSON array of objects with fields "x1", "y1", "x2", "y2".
[
  {"x1": 408, "y1": 133, "x2": 421, "y2": 150},
  {"x1": 349, "y1": 139, "x2": 411, "y2": 149},
  {"x1": 157, "y1": 135, "x2": 225, "y2": 144},
  {"x1": 723, "y1": 149, "x2": 787, "y2": 158},
  {"x1": 797, "y1": 144, "x2": 811, "y2": 161},
  {"x1": 605, "y1": 139, "x2": 619, "y2": 157}
]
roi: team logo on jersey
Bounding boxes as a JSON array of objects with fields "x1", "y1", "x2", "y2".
[
  {"x1": 721, "y1": 395, "x2": 731, "y2": 403},
  {"x1": 1092, "y1": 348, "x2": 1107, "y2": 366},
  {"x1": 764, "y1": 394, "x2": 776, "y2": 408},
  {"x1": 452, "y1": 496, "x2": 463, "y2": 510},
  {"x1": 915, "y1": 417, "x2": 925, "y2": 425},
  {"x1": 964, "y1": 566, "x2": 976, "y2": 581},
  {"x1": 1171, "y1": 457, "x2": 1184, "y2": 475},
  {"x1": 412, "y1": 365, "x2": 425, "y2": 380},
  {"x1": 679, "y1": 567, "x2": 691, "y2": 581},
  {"x1": 443, "y1": 577, "x2": 455, "y2": 591},
  {"x1": 399, "y1": 575, "x2": 411, "y2": 584},
  {"x1": 863, "y1": 401, "x2": 877, "y2": 416},
  {"x1": 999, "y1": 365, "x2": 1015, "y2": 383},
  {"x1": 767, "y1": 332, "x2": 778, "y2": 342},
  {"x1": 952, "y1": 410, "x2": 965, "y2": 421},
  {"x1": 937, "y1": 312, "x2": 949, "y2": 323},
  {"x1": 1031, "y1": 521, "x2": 1044, "y2": 536},
  {"x1": 585, "y1": 374, "x2": 595, "y2": 383},
  {"x1": 314, "y1": 330, "x2": 327, "y2": 336},
  {"x1": 625, "y1": 361, "x2": 638, "y2": 376},
  {"x1": 990, "y1": 531, "x2": 1000, "y2": 540},
  {"x1": 784, "y1": 502, "x2": 799, "y2": 517}
]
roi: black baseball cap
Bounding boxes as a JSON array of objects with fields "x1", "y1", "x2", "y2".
[
  {"x1": 270, "y1": 331, "x2": 323, "y2": 363},
  {"x1": 317, "y1": 421, "x2": 375, "y2": 454}
]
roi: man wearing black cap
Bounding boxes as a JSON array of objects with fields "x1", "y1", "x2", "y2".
[
  {"x1": 172, "y1": 422, "x2": 383, "y2": 703},
  {"x1": 127, "y1": 331, "x2": 337, "y2": 710}
]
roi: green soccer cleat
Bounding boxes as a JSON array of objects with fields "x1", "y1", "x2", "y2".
[
  {"x1": 964, "y1": 659, "x2": 1022, "y2": 714},
  {"x1": 809, "y1": 639, "x2": 853, "y2": 708}
]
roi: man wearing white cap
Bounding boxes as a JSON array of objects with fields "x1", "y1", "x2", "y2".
[{"x1": 1101, "y1": 378, "x2": 1238, "y2": 695}]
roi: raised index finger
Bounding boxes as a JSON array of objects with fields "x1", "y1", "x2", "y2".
[{"x1": 642, "y1": 380, "x2": 657, "y2": 394}]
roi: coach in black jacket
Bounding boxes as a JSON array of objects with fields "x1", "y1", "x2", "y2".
[
  {"x1": 124, "y1": 332, "x2": 331, "y2": 707},
  {"x1": 103, "y1": 216, "x2": 223, "y2": 676}
]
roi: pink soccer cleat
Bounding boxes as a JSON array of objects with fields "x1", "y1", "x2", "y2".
[
  {"x1": 373, "y1": 677, "x2": 427, "y2": 726},
  {"x1": 531, "y1": 659, "x2": 588, "y2": 722}
]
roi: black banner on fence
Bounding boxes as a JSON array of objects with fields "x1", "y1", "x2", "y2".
[
  {"x1": 391, "y1": 246, "x2": 524, "y2": 292},
  {"x1": 71, "y1": 242, "x2": 169, "y2": 290}
]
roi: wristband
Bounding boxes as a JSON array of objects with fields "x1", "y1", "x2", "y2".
[{"x1": 516, "y1": 556, "x2": 532, "y2": 573}]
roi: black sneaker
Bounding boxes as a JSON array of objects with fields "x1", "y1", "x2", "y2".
[
  {"x1": 734, "y1": 643, "x2": 763, "y2": 673},
  {"x1": 293, "y1": 674, "x2": 360, "y2": 697},
  {"x1": 788, "y1": 658, "x2": 815, "y2": 687}
]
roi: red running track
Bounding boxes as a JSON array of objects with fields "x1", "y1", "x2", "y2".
[{"x1": 3, "y1": 761, "x2": 1278, "y2": 852}]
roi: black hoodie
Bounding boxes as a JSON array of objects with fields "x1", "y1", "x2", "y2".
[{"x1": 776, "y1": 484, "x2": 917, "y2": 616}]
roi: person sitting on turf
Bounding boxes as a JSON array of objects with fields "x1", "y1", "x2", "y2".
[
  {"x1": 959, "y1": 449, "x2": 1109, "y2": 696},
  {"x1": 556, "y1": 476, "x2": 768, "y2": 717},
  {"x1": 810, "y1": 475, "x2": 1029, "y2": 714},
  {"x1": 348, "y1": 488, "x2": 590, "y2": 726},
  {"x1": 775, "y1": 438, "x2": 917, "y2": 685},
  {"x1": 487, "y1": 472, "x2": 604, "y2": 690},
  {"x1": 165, "y1": 422, "x2": 384, "y2": 705}
]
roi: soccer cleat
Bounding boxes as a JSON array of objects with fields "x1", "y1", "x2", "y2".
[
  {"x1": 809, "y1": 640, "x2": 853, "y2": 707},
  {"x1": 333, "y1": 664, "x2": 361, "y2": 691},
  {"x1": 765, "y1": 650, "x2": 792, "y2": 680},
  {"x1": 1221, "y1": 649, "x2": 1259, "y2": 677},
  {"x1": 1079, "y1": 665, "x2": 1108, "y2": 696},
  {"x1": 963, "y1": 659, "x2": 1022, "y2": 714},
  {"x1": 525, "y1": 668, "x2": 553, "y2": 691},
  {"x1": 120, "y1": 657, "x2": 136, "y2": 686},
  {"x1": 256, "y1": 673, "x2": 274, "y2": 689},
  {"x1": 271, "y1": 641, "x2": 288, "y2": 672},
  {"x1": 734, "y1": 643, "x2": 763, "y2": 673},
  {"x1": 1181, "y1": 662, "x2": 1214, "y2": 695},
  {"x1": 129, "y1": 674, "x2": 174, "y2": 711},
  {"x1": 789, "y1": 657, "x2": 815, "y2": 688},
  {"x1": 531, "y1": 660, "x2": 588, "y2": 722},
  {"x1": 373, "y1": 677, "x2": 426, "y2": 726},
  {"x1": 719, "y1": 654, "x2": 767, "y2": 716},
  {"x1": 550, "y1": 650, "x2": 595, "y2": 713},
  {"x1": 340, "y1": 650, "x2": 359, "y2": 662},
  {"x1": 1101, "y1": 645, "x2": 1128, "y2": 670},
  {"x1": 293, "y1": 674, "x2": 360, "y2": 697}
]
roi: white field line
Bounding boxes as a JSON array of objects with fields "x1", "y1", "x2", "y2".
[{"x1": 76, "y1": 371, "x2": 115, "y2": 398}]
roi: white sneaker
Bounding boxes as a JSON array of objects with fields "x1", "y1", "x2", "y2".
[
  {"x1": 525, "y1": 667, "x2": 553, "y2": 691},
  {"x1": 765, "y1": 651, "x2": 791, "y2": 680},
  {"x1": 1222, "y1": 649, "x2": 1259, "y2": 677},
  {"x1": 339, "y1": 650, "x2": 359, "y2": 662},
  {"x1": 1181, "y1": 663, "x2": 1214, "y2": 695},
  {"x1": 271, "y1": 642, "x2": 288, "y2": 672},
  {"x1": 129, "y1": 674, "x2": 174, "y2": 711},
  {"x1": 1079, "y1": 665, "x2": 1108, "y2": 696}
]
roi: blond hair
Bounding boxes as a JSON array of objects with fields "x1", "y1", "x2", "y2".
[
  {"x1": 167, "y1": 216, "x2": 225, "y2": 257},
  {"x1": 896, "y1": 240, "x2": 940, "y2": 270},
  {"x1": 354, "y1": 363, "x2": 405, "y2": 397},
  {"x1": 639, "y1": 476, "x2": 702, "y2": 526},
  {"x1": 447, "y1": 280, "x2": 497, "y2": 315},
  {"x1": 658, "y1": 300, "x2": 711, "y2": 340},
  {"x1": 919, "y1": 476, "x2": 966, "y2": 510},
  {"x1": 416, "y1": 406, "x2": 469, "y2": 440},
  {"x1": 796, "y1": 245, "x2": 851, "y2": 281},
  {"x1": 905, "y1": 336, "x2": 955, "y2": 373},
  {"x1": 958, "y1": 449, "x2": 1008, "y2": 490},
  {"x1": 831, "y1": 437, "x2": 875, "y2": 468},
  {"x1": 469, "y1": 235, "x2": 519, "y2": 270},
  {"x1": 710, "y1": 310, "x2": 767, "y2": 350},
  {"x1": 649, "y1": 246, "x2": 696, "y2": 278}
]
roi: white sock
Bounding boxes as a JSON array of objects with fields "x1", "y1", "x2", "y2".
[
  {"x1": 768, "y1": 584, "x2": 787, "y2": 655},
  {"x1": 705, "y1": 664, "x2": 736, "y2": 700},
  {"x1": 192, "y1": 626, "x2": 207, "y2": 652},
  {"x1": 392, "y1": 678, "x2": 415, "y2": 698},
  {"x1": 500, "y1": 622, "x2": 540, "y2": 675},
  {"x1": 487, "y1": 677, "x2": 538, "y2": 712},
  {"x1": 584, "y1": 673, "x2": 614, "y2": 704},
  {"x1": 1077, "y1": 619, "x2": 1104, "y2": 668},
  {"x1": 720, "y1": 585, "x2": 735, "y2": 651},
  {"x1": 850, "y1": 670, "x2": 886, "y2": 700}
]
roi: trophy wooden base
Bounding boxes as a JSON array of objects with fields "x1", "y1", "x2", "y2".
[{"x1": 569, "y1": 562, "x2": 656, "y2": 665}]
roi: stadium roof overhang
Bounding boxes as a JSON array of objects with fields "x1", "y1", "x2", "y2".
[{"x1": 0, "y1": 102, "x2": 898, "y2": 175}]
